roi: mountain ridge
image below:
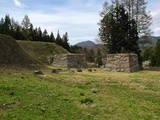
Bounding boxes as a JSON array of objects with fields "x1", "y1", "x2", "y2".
[{"x1": 75, "y1": 40, "x2": 96, "y2": 48}]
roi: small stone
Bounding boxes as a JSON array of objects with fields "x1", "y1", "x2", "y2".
[
  {"x1": 91, "y1": 88, "x2": 99, "y2": 93},
  {"x1": 69, "y1": 70, "x2": 75, "y2": 74},
  {"x1": 9, "y1": 92, "x2": 15, "y2": 96},
  {"x1": 80, "y1": 93, "x2": 85, "y2": 96},
  {"x1": 88, "y1": 69, "x2": 93, "y2": 72},
  {"x1": 77, "y1": 69, "x2": 83, "y2": 72},
  {"x1": 57, "y1": 69, "x2": 63, "y2": 72},
  {"x1": 34, "y1": 71, "x2": 44, "y2": 75},
  {"x1": 52, "y1": 69, "x2": 59, "y2": 74}
]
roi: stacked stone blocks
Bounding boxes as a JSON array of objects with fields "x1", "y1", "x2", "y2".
[
  {"x1": 52, "y1": 54, "x2": 87, "y2": 68},
  {"x1": 106, "y1": 53, "x2": 139, "y2": 72}
]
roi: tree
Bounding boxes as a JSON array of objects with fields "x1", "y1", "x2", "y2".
[
  {"x1": 21, "y1": 15, "x2": 32, "y2": 39},
  {"x1": 70, "y1": 45, "x2": 83, "y2": 53},
  {"x1": 28, "y1": 24, "x2": 34, "y2": 41},
  {"x1": 14, "y1": 26, "x2": 26, "y2": 40},
  {"x1": 95, "y1": 49, "x2": 103, "y2": 67},
  {"x1": 108, "y1": 0, "x2": 152, "y2": 47},
  {"x1": 0, "y1": 18, "x2": 4, "y2": 33},
  {"x1": 142, "y1": 46, "x2": 153, "y2": 61},
  {"x1": 42, "y1": 29, "x2": 49, "y2": 42},
  {"x1": 62, "y1": 32, "x2": 70, "y2": 51},
  {"x1": 2, "y1": 15, "x2": 11, "y2": 35},
  {"x1": 50, "y1": 32, "x2": 55, "y2": 43},
  {"x1": 32, "y1": 28, "x2": 38, "y2": 41},
  {"x1": 154, "y1": 39, "x2": 160, "y2": 66},
  {"x1": 99, "y1": 4, "x2": 140, "y2": 54},
  {"x1": 36, "y1": 27, "x2": 42, "y2": 41},
  {"x1": 21, "y1": 15, "x2": 31, "y2": 30},
  {"x1": 56, "y1": 30, "x2": 63, "y2": 45},
  {"x1": 87, "y1": 49, "x2": 95, "y2": 63},
  {"x1": 120, "y1": 0, "x2": 152, "y2": 47}
]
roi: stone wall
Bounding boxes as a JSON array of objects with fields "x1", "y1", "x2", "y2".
[
  {"x1": 105, "y1": 53, "x2": 139, "y2": 72},
  {"x1": 52, "y1": 54, "x2": 68, "y2": 67},
  {"x1": 67, "y1": 54, "x2": 87, "y2": 68},
  {"x1": 52, "y1": 54, "x2": 87, "y2": 68}
]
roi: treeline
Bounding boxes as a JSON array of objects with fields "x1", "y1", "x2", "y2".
[
  {"x1": 142, "y1": 39, "x2": 160, "y2": 66},
  {"x1": 0, "y1": 15, "x2": 70, "y2": 51}
]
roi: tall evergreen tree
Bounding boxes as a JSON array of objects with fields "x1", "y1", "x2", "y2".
[
  {"x1": 99, "y1": 4, "x2": 140, "y2": 54},
  {"x1": 50, "y1": 32, "x2": 56, "y2": 42},
  {"x1": 3, "y1": 15, "x2": 11, "y2": 35},
  {"x1": 42, "y1": 29, "x2": 50, "y2": 42},
  {"x1": 21, "y1": 15, "x2": 32, "y2": 39},
  {"x1": 56, "y1": 30, "x2": 62, "y2": 45},
  {"x1": 154, "y1": 39, "x2": 160, "y2": 66},
  {"x1": 37, "y1": 27, "x2": 43, "y2": 41},
  {"x1": 28, "y1": 24, "x2": 34, "y2": 41},
  {"x1": 21, "y1": 15, "x2": 31, "y2": 30},
  {"x1": 115, "y1": 0, "x2": 152, "y2": 47},
  {"x1": 32, "y1": 28, "x2": 39, "y2": 41},
  {"x1": 62, "y1": 32, "x2": 70, "y2": 51},
  {"x1": 14, "y1": 26, "x2": 26, "y2": 40},
  {"x1": 0, "y1": 18, "x2": 4, "y2": 33}
]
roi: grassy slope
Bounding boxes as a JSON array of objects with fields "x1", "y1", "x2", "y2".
[
  {"x1": 0, "y1": 34, "x2": 40, "y2": 69},
  {"x1": 17, "y1": 41, "x2": 69, "y2": 64},
  {"x1": 0, "y1": 69, "x2": 160, "y2": 120}
]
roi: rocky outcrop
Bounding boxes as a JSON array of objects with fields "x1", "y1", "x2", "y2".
[{"x1": 105, "y1": 53, "x2": 139, "y2": 72}]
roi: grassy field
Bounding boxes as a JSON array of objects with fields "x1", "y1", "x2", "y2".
[{"x1": 0, "y1": 68, "x2": 160, "y2": 120}]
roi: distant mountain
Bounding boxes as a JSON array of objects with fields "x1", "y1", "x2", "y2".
[
  {"x1": 75, "y1": 36, "x2": 160, "y2": 49},
  {"x1": 75, "y1": 41, "x2": 96, "y2": 48},
  {"x1": 148, "y1": 36, "x2": 160, "y2": 45}
]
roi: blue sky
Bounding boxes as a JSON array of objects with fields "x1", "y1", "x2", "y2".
[{"x1": 0, "y1": 0, "x2": 160, "y2": 44}]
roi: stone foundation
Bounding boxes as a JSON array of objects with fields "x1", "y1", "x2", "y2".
[
  {"x1": 52, "y1": 54, "x2": 87, "y2": 68},
  {"x1": 105, "y1": 53, "x2": 139, "y2": 72}
]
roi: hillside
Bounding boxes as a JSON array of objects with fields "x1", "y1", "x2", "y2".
[
  {"x1": 0, "y1": 34, "x2": 40, "y2": 68},
  {"x1": 17, "y1": 41, "x2": 69, "y2": 64}
]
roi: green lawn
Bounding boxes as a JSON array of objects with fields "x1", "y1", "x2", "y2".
[{"x1": 0, "y1": 69, "x2": 160, "y2": 120}]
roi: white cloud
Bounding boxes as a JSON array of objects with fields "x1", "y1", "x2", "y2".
[
  {"x1": 28, "y1": 11, "x2": 99, "y2": 25},
  {"x1": 13, "y1": 0, "x2": 24, "y2": 7},
  {"x1": 154, "y1": 28, "x2": 160, "y2": 32},
  {"x1": 153, "y1": 28, "x2": 160, "y2": 36},
  {"x1": 7, "y1": 0, "x2": 102, "y2": 44},
  {"x1": 151, "y1": 12, "x2": 158, "y2": 17},
  {"x1": 150, "y1": 10, "x2": 160, "y2": 36}
]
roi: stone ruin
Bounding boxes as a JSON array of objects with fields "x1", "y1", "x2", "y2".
[
  {"x1": 105, "y1": 53, "x2": 139, "y2": 72},
  {"x1": 52, "y1": 54, "x2": 87, "y2": 68}
]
